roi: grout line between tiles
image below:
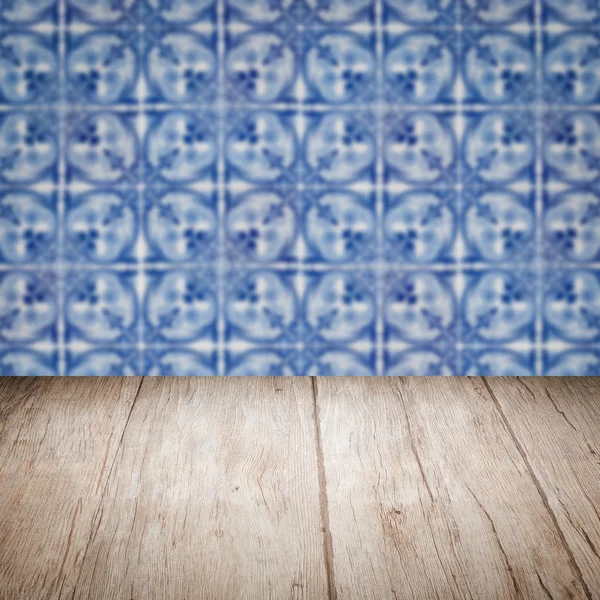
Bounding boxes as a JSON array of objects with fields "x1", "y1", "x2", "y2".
[
  {"x1": 56, "y1": 0, "x2": 66, "y2": 375},
  {"x1": 534, "y1": 0, "x2": 544, "y2": 376},
  {"x1": 216, "y1": 0, "x2": 226, "y2": 376}
]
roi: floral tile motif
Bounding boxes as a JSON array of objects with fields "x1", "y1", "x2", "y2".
[{"x1": 0, "y1": 0, "x2": 599, "y2": 375}]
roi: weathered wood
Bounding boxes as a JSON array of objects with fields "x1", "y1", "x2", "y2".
[
  {"x1": 2, "y1": 376, "x2": 599, "y2": 600},
  {"x1": 70, "y1": 377, "x2": 327, "y2": 600},
  {"x1": 315, "y1": 376, "x2": 588, "y2": 600},
  {"x1": 484, "y1": 376, "x2": 600, "y2": 598},
  {"x1": 0, "y1": 376, "x2": 142, "y2": 600}
]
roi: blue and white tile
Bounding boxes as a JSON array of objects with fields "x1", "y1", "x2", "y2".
[
  {"x1": 385, "y1": 348, "x2": 458, "y2": 376},
  {"x1": 0, "y1": 32, "x2": 58, "y2": 105},
  {"x1": 543, "y1": 349, "x2": 600, "y2": 376},
  {"x1": 225, "y1": 110, "x2": 298, "y2": 185},
  {"x1": 543, "y1": 32, "x2": 600, "y2": 105},
  {"x1": 66, "y1": 111, "x2": 139, "y2": 185},
  {"x1": 0, "y1": 190, "x2": 57, "y2": 264},
  {"x1": 0, "y1": 0, "x2": 57, "y2": 26},
  {"x1": 144, "y1": 268, "x2": 218, "y2": 343},
  {"x1": 0, "y1": 270, "x2": 58, "y2": 345},
  {"x1": 66, "y1": 0, "x2": 140, "y2": 27},
  {"x1": 225, "y1": 348, "x2": 298, "y2": 376},
  {"x1": 225, "y1": 347, "x2": 376, "y2": 376},
  {"x1": 224, "y1": 269, "x2": 299, "y2": 345},
  {"x1": 463, "y1": 110, "x2": 536, "y2": 186},
  {"x1": 1, "y1": 0, "x2": 600, "y2": 375},
  {"x1": 460, "y1": 0, "x2": 534, "y2": 27},
  {"x1": 145, "y1": 29, "x2": 217, "y2": 103},
  {"x1": 384, "y1": 111, "x2": 457, "y2": 185},
  {"x1": 543, "y1": 111, "x2": 600, "y2": 186},
  {"x1": 463, "y1": 349, "x2": 535, "y2": 376},
  {"x1": 461, "y1": 269, "x2": 536, "y2": 345},
  {"x1": 145, "y1": 188, "x2": 218, "y2": 263},
  {"x1": 543, "y1": 189, "x2": 600, "y2": 264},
  {"x1": 383, "y1": 0, "x2": 456, "y2": 27},
  {"x1": 542, "y1": 0, "x2": 600, "y2": 28},
  {"x1": 462, "y1": 31, "x2": 535, "y2": 105},
  {"x1": 145, "y1": 110, "x2": 218, "y2": 184},
  {"x1": 384, "y1": 30, "x2": 457, "y2": 104},
  {"x1": 145, "y1": 348, "x2": 217, "y2": 375},
  {"x1": 0, "y1": 349, "x2": 58, "y2": 376},
  {"x1": 462, "y1": 189, "x2": 535, "y2": 264},
  {"x1": 226, "y1": 0, "x2": 376, "y2": 28},
  {"x1": 144, "y1": 0, "x2": 216, "y2": 28},
  {"x1": 384, "y1": 190, "x2": 457, "y2": 264},
  {"x1": 383, "y1": 270, "x2": 458, "y2": 347},
  {"x1": 305, "y1": 110, "x2": 377, "y2": 184},
  {"x1": 66, "y1": 348, "x2": 142, "y2": 375},
  {"x1": 225, "y1": 188, "x2": 298, "y2": 264},
  {"x1": 302, "y1": 269, "x2": 377, "y2": 346},
  {"x1": 65, "y1": 189, "x2": 138, "y2": 263},
  {"x1": 304, "y1": 190, "x2": 376, "y2": 264},
  {"x1": 543, "y1": 269, "x2": 600, "y2": 344},
  {"x1": 301, "y1": 30, "x2": 377, "y2": 105},
  {"x1": 0, "y1": 111, "x2": 58, "y2": 185},
  {"x1": 224, "y1": 28, "x2": 299, "y2": 103},
  {"x1": 64, "y1": 269, "x2": 139, "y2": 344},
  {"x1": 66, "y1": 30, "x2": 140, "y2": 105}
]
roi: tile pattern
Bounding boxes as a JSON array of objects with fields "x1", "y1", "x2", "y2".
[{"x1": 0, "y1": 0, "x2": 599, "y2": 375}]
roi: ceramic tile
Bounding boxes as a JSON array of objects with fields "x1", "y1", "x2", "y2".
[{"x1": 1, "y1": 0, "x2": 599, "y2": 375}]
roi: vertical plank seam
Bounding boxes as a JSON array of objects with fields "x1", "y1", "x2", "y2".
[
  {"x1": 63, "y1": 376, "x2": 145, "y2": 600},
  {"x1": 311, "y1": 377, "x2": 338, "y2": 600},
  {"x1": 481, "y1": 376, "x2": 593, "y2": 600}
]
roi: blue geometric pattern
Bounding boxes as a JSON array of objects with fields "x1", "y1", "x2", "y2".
[{"x1": 0, "y1": 0, "x2": 599, "y2": 375}]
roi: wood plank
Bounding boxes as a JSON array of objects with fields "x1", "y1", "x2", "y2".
[
  {"x1": 315, "y1": 376, "x2": 588, "y2": 600},
  {"x1": 70, "y1": 377, "x2": 327, "y2": 600},
  {"x1": 484, "y1": 376, "x2": 600, "y2": 598},
  {"x1": 0, "y1": 376, "x2": 142, "y2": 600}
]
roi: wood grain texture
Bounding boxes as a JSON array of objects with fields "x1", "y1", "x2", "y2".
[
  {"x1": 484, "y1": 376, "x2": 600, "y2": 598},
  {"x1": 1, "y1": 376, "x2": 599, "y2": 600},
  {"x1": 0, "y1": 376, "x2": 142, "y2": 600},
  {"x1": 315, "y1": 376, "x2": 588, "y2": 600},
  {"x1": 70, "y1": 377, "x2": 327, "y2": 600}
]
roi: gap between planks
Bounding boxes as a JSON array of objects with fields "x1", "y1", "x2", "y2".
[
  {"x1": 61, "y1": 376, "x2": 600, "y2": 599},
  {"x1": 483, "y1": 376, "x2": 600, "y2": 598},
  {"x1": 314, "y1": 376, "x2": 598, "y2": 600},
  {"x1": 2, "y1": 376, "x2": 599, "y2": 600},
  {"x1": 311, "y1": 376, "x2": 337, "y2": 600},
  {"x1": 68, "y1": 377, "x2": 327, "y2": 599},
  {"x1": 70, "y1": 376, "x2": 338, "y2": 600},
  {"x1": 481, "y1": 377, "x2": 593, "y2": 600},
  {"x1": 77, "y1": 376, "x2": 338, "y2": 600}
]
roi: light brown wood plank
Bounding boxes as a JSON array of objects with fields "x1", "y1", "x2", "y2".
[
  {"x1": 0, "y1": 376, "x2": 142, "y2": 600},
  {"x1": 315, "y1": 376, "x2": 588, "y2": 600},
  {"x1": 484, "y1": 376, "x2": 600, "y2": 598},
  {"x1": 70, "y1": 376, "x2": 327, "y2": 600}
]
